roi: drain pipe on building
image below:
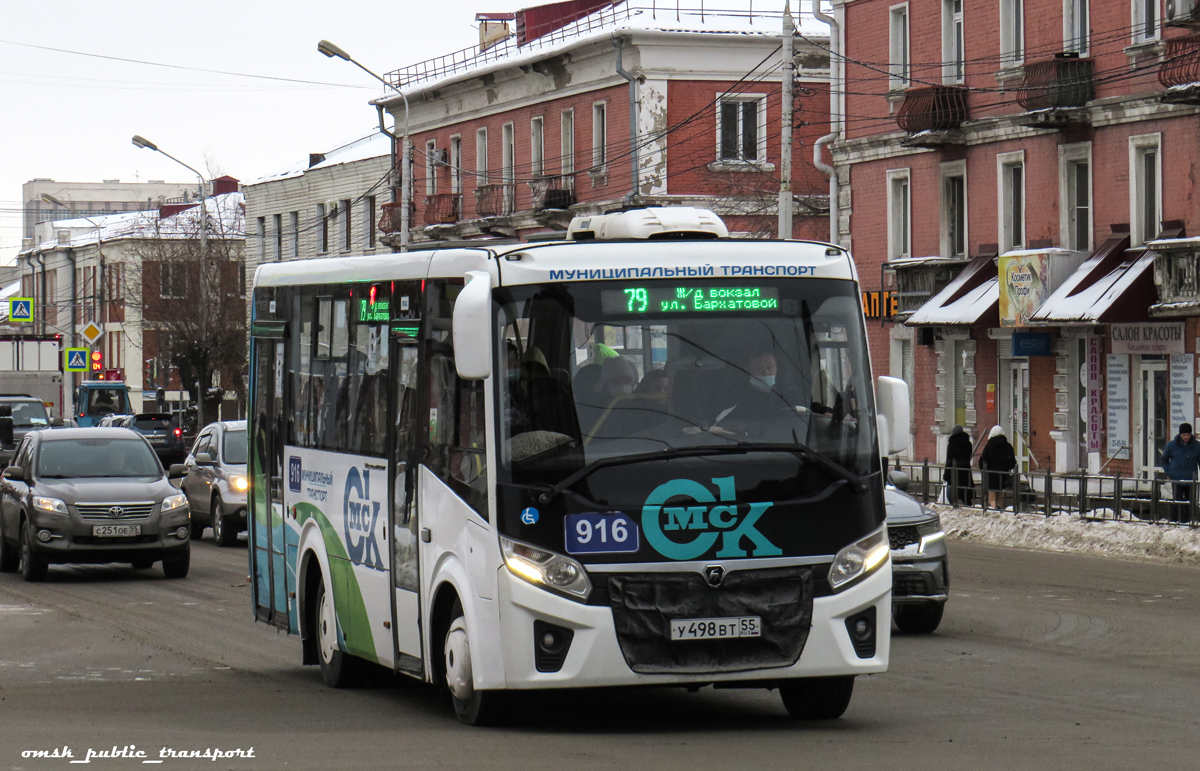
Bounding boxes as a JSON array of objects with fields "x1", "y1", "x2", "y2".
[
  {"x1": 613, "y1": 36, "x2": 639, "y2": 204},
  {"x1": 812, "y1": 0, "x2": 840, "y2": 245}
]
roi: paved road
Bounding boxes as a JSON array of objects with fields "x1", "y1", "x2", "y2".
[{"x1": 1, "y1": 538, "x2": 1198, "y2": 770}]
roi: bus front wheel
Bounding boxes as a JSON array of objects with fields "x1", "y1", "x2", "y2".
[
  {"x1": 315, "y1": 574, "x2": 362, "y2": 688},
  {"x1": 443, "y1": 602, "x2": 501, "y2": 726},
  {"x1": 779, "y1": 676, "x2": 855, "y2": 720}
]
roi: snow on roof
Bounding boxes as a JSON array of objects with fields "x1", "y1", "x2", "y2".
[
  {"x1": 384, "y1": 0, "x2": 831, "y2": 95},
  {"x1": 24, "y1": 192, "x2": 245, "y2": 253},
  {"x1": 1030, "y1": 235, "x2": 1154, "y2": 324},
  {"x1": 907, "y1": 253, "x2": 999, "y2": 327},
  {"x1": 246, "y1": 131, "x2": 390, "y2": 187}
]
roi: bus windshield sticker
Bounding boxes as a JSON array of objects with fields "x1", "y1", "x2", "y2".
[
  {"x1": 564, "y1": 512, "x2": 639, "y2": 555},
  {"x1": 600, "y1": 286, "x2": 781, "y2": 315},
  {"x1": 520, "y1": 507, "x2": 539, "y2": 525},
  {"x1": 641, "y1": 476, "x2": 781, "y2": 560}
]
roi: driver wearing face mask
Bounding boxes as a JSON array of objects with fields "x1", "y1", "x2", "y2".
[{"x1": 711, "y1": 351, "x2": 786, "y2": 431}]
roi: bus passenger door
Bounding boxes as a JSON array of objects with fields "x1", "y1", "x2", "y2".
[
  {"x1": 389, "y1": 301, "x2": 424, "y2": 674},
  {"x1": 250, "y1": 332, "x2": 291, "y2": 630}
]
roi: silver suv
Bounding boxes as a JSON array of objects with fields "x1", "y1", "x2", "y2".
[
  {"x1": 181, "y1": 420, "x2": 248, "y2": 546},
  {"x1": 0, "y1": 428, "x2": 190, "y2": 580}
]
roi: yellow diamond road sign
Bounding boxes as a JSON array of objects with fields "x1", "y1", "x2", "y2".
[{"x1": 81, "y1": 322, "x2": 102, "y2": 345}]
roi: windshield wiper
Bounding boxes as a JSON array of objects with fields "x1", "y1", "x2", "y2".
[{"x1": 533, "y1": 441, "x2": 870, "y2": 505}]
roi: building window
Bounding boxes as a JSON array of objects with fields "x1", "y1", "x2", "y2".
[
  {"x1": 1134, "y1": 0, "x2": 1159, "y2": 42},
  {"x1": 501, "y1": 122, "x2": 515, "y2": 213},
  {"x1": 340, "y1": 199, "x2": 352, "y2": 251},
  {"x1": 1064, "y1": 0, "x2": 1088, "y2": 54},
  {"x1": 887, "y1": 168, "x2": 911, "y2": 260},
  {"x1": 940, "y1": 160, "x2": 967, "y2": 258},
  {"x1": 942, "y1": 0, "x2": 965, "y2": 83},
  {"x1": 1129, "y1": 133, "x2": 1162, "y2": 246},
  {"x1": 289, "y1": 211, "x2": 299, "y2": 258},
  {"x1": 717, "y1": 94, "x2": 766, "y2": 162},
  {"x1": 426, "y1": 140, "x2": 438, "y2": 196},
  {"x1": 530, "y1": 116, "x2": 544, "y2": 178},
  {"x1": 256, "y1": 216, "x2": 265, "y2": 260},
  {"x1": 239, "y1": 264, "x2": 246, "y2": 297},
  {"x1": 450, "y1": 135, "x2": 462, "y2": 194},
  {"x1": 476, "y1": 128, "x2": 488, "y2": 185},
  {"x1": 998, "y1": 151, "x2": 1025, "y2": 252},
  {"x1": 317, "y1": 203, "x2": 329, "y2": 253},
  {"x1": 160, "y1": 263, "x2": 186, "y2": 299},
  {"x1": 592, "y1": 102, "x2": 607, "y2": 169},
  {"x1": 1000, "y1": 0, "x2": 1024, "y2": 67},
  {"x1": 890, "y1": 4, "x2": 911, "y2": 88},
  {"x1": 106, "y1": 331, "x2": 123, "y2": 370},
  {"x1": 364, "y1": 196, "x2": 377, "y2": 250},
  {"x1": 561, "y1": 109, "x2": 575, "y2": 176},
  {"x1": 273, "y1": 213, "x2": 283, "y2": 261},
  {"x1": 1059, "y1": 142, "x2": 1092, "y2": 251}
]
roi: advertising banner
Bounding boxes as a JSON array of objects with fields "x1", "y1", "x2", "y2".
[
  {"x1": 1087, "y1": 337, "x2": 1103, "y2": 452},
  {"x1": 999, "y1": 252, "x2": 1051, "y2": 327},
  {"x1": 1106, "y1": 355, "x2": 1130, "y2": 459},
  {"x1": 1170, "y1": 354, "x2": 1194, "y2": 433},
  {"x1": 1110, "y1": 322, "x2": 1185, "y2": 354}
]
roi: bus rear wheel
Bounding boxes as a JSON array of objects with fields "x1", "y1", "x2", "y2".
[
  {"x1": 779, "y1": 676, "x2": 855, "y2": 720},
  {"x1": 443, "y1": 602, "x2": 502, "y2": 726},
  {"x1": 315, "y1": 574, "x2": 362, "y2": 688}
]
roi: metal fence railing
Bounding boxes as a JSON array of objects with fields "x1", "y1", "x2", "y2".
[{"x1": 892, "y1": 459, "x2": 1200, "y2": 527}]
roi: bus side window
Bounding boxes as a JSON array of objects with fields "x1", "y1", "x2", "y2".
[{"x1": 423, "y1": 280, "x2": 488, "y2": 517}]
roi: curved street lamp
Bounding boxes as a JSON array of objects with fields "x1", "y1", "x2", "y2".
[{"x1": 131, "y1": 135, "x2": 207, "y2": 255}]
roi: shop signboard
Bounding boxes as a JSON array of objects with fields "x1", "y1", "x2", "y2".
[
  {"x1": 1107, "y1": 354, "x2": 1130, "y2": 459},
  {"x1": 1170, "y1": 354, "x2": 1194, "y2": 433},
  {"x1": 1087, "y1": 337, "x2": 1103, "y2": 452},
  {"x1": 999, "y1": 252, "x2": 1051, "y2": 327},
  {"x1": 1011, "y1": 332, "x2": 1053, "y2": 356},
  {"x1": 1110, "y1": 322, "x2": 1185, "y2": 355}
]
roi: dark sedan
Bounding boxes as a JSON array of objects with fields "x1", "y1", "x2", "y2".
[
  {"x1": 0, "y1": 428, "x2": 190, "y2": 580},
  {"x1": 119, "y1": 413, "x2": 187, "y2": 466}
]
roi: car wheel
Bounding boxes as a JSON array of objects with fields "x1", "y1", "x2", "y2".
[
  {"x1": 19, "y1": 520, "x2": 47, "y2": 583},
  {"x1": 0, "y1": 523, "x2": 19, "y2": 573},
  {"x1": 779, "y1": 676, "x2": 855, "y2": 720},
  {"x1": 161, "y1": 548, "x2": 190, "y2": 579},
  {"x1": 213, "y1": 497, "x2": 236, "y2": 547},
  {"x1": 443, "y1": 600, "x2": 503, "y2": 725},
  {"x1": 894, "y1": 602, "x2": 945, "y2": 634},
  {"x1": 316, "y1": 573, "x2": 364, "y2": 688}
]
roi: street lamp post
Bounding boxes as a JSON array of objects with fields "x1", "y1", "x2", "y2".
[
  {"x1": 317, "y1": 40, "x2": 410, "y2": 252},
  {"x1": 131, "y1": 135, "x2": 207, "y2": 255}
]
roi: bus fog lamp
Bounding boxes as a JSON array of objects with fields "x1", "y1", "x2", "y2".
[{"x1": 501, "y1": 536, "x2": 592, "y2": 601}]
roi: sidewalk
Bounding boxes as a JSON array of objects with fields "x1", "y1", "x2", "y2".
[{"x1": 931, "y1": 504, "x2": 1200, "y2": 565}]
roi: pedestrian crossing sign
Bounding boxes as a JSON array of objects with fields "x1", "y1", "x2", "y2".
[
  {"x1": 8, "y1": 297, "x2": 33, "y2": 324},
  {"x1": 65, "y1": 348, "x2": 88, "y2": 372}
]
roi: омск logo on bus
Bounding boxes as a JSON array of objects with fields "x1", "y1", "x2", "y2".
[
  {"x1": 641, "y1": 476, "x2": 781, "y2": 560},
  {"x1": 344, "y1": 467, "x2": 384, "y2": 569}
]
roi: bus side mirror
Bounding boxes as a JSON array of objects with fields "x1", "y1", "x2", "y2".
[
  {"x1": 453, "y1": 270, "x2": 493, "y2": 380},
  {"x1": 875, "y1": 376, "x2": 910, "y2": 457}
]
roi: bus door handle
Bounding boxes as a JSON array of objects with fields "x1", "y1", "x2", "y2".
[{"x1": 269, "y1": 475, "x2": 282, "y2": 498}]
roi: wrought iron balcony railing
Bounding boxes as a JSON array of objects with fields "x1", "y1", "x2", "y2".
[
  {"x1": 1019, "y1": 56, "x2": 1094, "y2": 110},
  {"x1": 423, "y1": 193, "x2": 462, "y2": 226},
  {"x1": 475, "y1": 183, "x2": 515, "y2": 218},
  {"x1": 1159, "y1": 33, "x2": 1200, "y2": 89},
  {"x1": 895, "y1": 85, "x2": 969, "y2": 133},
  {"x1": 530, "y1": 175, "x2": 576, "y2": 211}
]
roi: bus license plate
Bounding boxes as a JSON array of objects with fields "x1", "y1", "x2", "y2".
[
  {"x1": 92, "y1": 524, "x2": 141, "y2": 537},
  {"x1": 670, "y1": 616, "x2": 761, "y2": 641}
]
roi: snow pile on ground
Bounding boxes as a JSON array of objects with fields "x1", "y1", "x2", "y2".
[{"x1": 930, "y1": 504, "x2": 1200, "y2": 565}]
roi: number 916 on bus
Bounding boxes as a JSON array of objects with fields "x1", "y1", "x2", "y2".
[{"x1": 564, "y1": 512, "x2": 640, "y2": 555}]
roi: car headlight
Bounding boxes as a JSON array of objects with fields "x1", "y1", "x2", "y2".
[
  {"x1": 500, "y1": 535, "x2": 592, "y2": 602},
  {"x1": 916, "y1": 511, "x2": 945, "y2": 553},
  {"x1": 231, "y1": 475, "x2": 249, "y2": 492},
  {"x1": 161, "y1": 493, "x2": 188, "y2": 513},
  {"x1": 32, "y1": 496, "x2": 68, "y2": 514},
  {"x1": 828, "y1": 527, "x2": 889, "y2": 592}
]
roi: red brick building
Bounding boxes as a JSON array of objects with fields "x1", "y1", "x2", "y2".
[
  {"x1": 375, "y1": 1, "x2": 834, "y2": 244},
  {"x1": 838, "y1": 0, "x2": 1200, "y2": 478}
]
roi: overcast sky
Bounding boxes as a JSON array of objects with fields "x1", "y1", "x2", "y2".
[{"x1": 0, "y1": 0, "x2": 533, "y2": 264}]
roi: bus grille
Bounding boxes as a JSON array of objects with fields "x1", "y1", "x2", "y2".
[{"x1": 607, "y1": 566, "x2": 813, "y2": 675}]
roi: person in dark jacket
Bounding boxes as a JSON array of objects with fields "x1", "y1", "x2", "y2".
[
  {"x1": 1160, "y1": 422, "x2": 1200, "y2": 522},
  {"x1": 979, "y1": 425, "x2": 1017, "y2": 509},
  {"x1": 944, "y1": 425, "x2": 974, "y2": 506}
]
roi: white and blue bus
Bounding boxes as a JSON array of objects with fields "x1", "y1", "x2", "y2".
[{"x1": 247, "y1": 207, "x2": 910, "y2": 725}]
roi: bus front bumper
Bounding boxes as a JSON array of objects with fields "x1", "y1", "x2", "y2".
[{"x1": 494, "y1": 562, "x2": 891, "y2": 690}]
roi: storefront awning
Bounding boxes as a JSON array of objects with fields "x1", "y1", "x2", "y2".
[
  {"x1": 1029, "y1": 232, "x2": 1154, "y2": 324},
  {"x1": 906, "y1": 253, "x2": 999, "y2": 327}
]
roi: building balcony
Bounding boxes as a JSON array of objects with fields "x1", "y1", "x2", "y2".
[
  {"x1": 530, "y1": 175, "x2": 576, "y2": 211},
  {"x1": 1017, "y1": 56, "x2": 1094, "y2": 126},
  {"x1": 1158, "y1": 33, "x2": 1200, "y2": 103},
  {"x1": 895, "y1": 85, "x2": 969, "y2": 134},
  {"x1": 423, "y1": 193, "x2": 462, "y2": 226},
  {"x1": 378, "y1": 201, "x2": 414, "y2": 234},
  {"x1": 475, "y1": 183, "x2": 515, "y2": 218},
  {"x1": 880, "y1": 256, "x2": 971, "y2": 323}
]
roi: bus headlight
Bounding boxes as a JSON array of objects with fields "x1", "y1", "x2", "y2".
[
  {"x1": 501, "y1": 535, "x2": 592, "y2": 602},
  {"x1": 828, "y1": 528, "x2": 889, "y2": 592}
]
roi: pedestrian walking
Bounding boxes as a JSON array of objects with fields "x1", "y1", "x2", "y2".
[
  {"x1": 979, "y1": 425, "x2": 1016, "y2": 510},
  {"x1": 944, "y1": 425, "x2": 974, "y2": 506},
  {"x1": 1159, "y1": 422, "x2": 1200, "y2": 523}
]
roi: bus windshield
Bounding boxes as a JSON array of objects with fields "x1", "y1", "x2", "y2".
[{"x1": 495, "y1": 278, "x2": 878, "y2": 488}]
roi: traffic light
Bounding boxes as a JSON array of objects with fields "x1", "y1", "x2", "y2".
[{"x1": 90, "y1": 350, "x2": 103, "y2": 374}]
